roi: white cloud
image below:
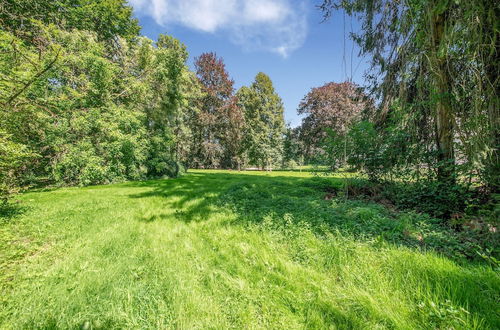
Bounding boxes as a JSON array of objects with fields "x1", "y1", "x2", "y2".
[{"x1": 129, "y1": 0, "x2": 308, "y2": 57}]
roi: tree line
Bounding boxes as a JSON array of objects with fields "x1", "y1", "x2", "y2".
[
  {"x1": 306, "y1": 0, "x2": 498, "y2": 220},
  {"x1": 1, "y1": 0, "x2": 497, "y2": 221},
  {"x1": 0, "y1": 0, "x2": 321, "y2": 201},
  {"x1": 281, "y1": 0, "x2": 498, "y2": 219}
]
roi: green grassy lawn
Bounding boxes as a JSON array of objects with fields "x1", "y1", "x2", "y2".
[{"x1": 1, "y1": 170, "x2": 498, "y2": 329}]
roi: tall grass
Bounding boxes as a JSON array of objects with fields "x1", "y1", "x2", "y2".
[{"x1": 1, "y1": 170, "x2": 498, "y2": 328}]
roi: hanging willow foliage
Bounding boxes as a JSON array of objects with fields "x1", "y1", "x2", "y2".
[{"x1": 320, "y1": 0, "x2": 499, "y2": 190}]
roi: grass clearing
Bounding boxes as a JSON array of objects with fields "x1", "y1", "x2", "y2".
[{"x1": 1, "y1": 170, "x2": 499, "y2": 328}]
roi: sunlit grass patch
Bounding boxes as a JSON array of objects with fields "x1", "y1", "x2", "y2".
[{"x1": 1, "y1": 170, "x2": 498, "y2": 328}]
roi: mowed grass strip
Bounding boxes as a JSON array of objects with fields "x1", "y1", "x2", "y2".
[{"x1": 1, "y1": 170, "x2": 498, "y2": 329}]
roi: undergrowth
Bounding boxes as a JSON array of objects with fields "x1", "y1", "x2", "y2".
[{"x1": 219, "y1": 176, "x2": 499, "y2": 265}]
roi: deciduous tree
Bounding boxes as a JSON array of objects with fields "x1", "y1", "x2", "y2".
[
  {"x1": 320, "y1": 0, "x2": 499, "y2": 189},
  {"x1": 297, "y1": 82, "x2": 369, "y2": 162},
  {"x1": 192, "y1": 52, "x2": 236, "y2": 168},
  {"x1": 238, "y1": 73, "x2": 285, "y2": 169}
]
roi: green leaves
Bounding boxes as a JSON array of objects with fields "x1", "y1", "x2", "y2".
[
  {"x1": 0, "y1": 0, "x2": 140, "y2": 42},
  {"x1": 0, "y1": 131, "x2": 33, "y2": 201},
  {"x1": 433, "y1": 0, "x2": 450, "y2": 15},
  {"x1": 237, "y1": 73, "x2": 285, "y2": 168},
  {"x1": 319, "y1": 0, "x2": 499, "y2": 191},
  {"x1": 0, "y1": 18, "x2": 196, "y2": 192}
]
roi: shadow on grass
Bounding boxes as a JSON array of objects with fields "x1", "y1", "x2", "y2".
[
  {"x1": 0, "y1": 202, "x2": 29, "y2": 223},
  {"x1": 127, "y1": 172, "x2": 319, "y2": 223},
  {"x1": 125, "y1": 171, "x2": 500, "y2": 327},
  {"x1": 127, "y1": 173, "x2": 231, "y2": 223},
  {"x1": 126, "y1": 173, "x2": 411, "y2": 249},
  {"x1": 127, "y1": 172, "x2": 499, "y2": 263}
]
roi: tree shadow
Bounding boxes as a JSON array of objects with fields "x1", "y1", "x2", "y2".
[
  {"x1": 126, "y1": 172, "x2": 408, "y2": 242},
  {"x1": 127, "y1": 171, "x2": 497, "y2": 264},
  {"x1": 125, "y1": 171, "x2": 499, "y2": 327},
  {"x1": 127, "y1": 173, "x2": 238, "y2": 223},
  {"x1": 0, "y1": 202, "x2": 29, "y2": 223},
  {"x1": 127, "y1": 172, "x2": 329, "y2": 223}
]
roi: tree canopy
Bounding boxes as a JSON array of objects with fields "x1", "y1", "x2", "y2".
[
  {"x1": 238, "y1": 72, "x2": 285, "y2": 169},
  {"x1": 0, "y1": 3, "x2": 288, "y2": 200},
  {"x1": 320, "y1": 0, "x2": 499, "y2": 190},
  {"x1": 297, "y1": 81, "x2": 371, "y2": 162}
]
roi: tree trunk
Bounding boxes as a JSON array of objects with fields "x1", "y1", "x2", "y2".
[
  {"x1": 430, "y1": 5, "x2": 455, "y2": 183},
  {"x1": 486, "y1": 78, "x2": 499, "y2": 192},
  {"x1": 483, "y1": 24, "x2": 500, "y2": 192}
]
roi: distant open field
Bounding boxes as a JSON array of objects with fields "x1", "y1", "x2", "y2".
[{"x1": 1, "y1": 170, "x2": 498, "y2": 329}]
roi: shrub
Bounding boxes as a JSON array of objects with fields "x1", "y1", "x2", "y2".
[
  {"x1": 283, "y1": 159, "x2": 298, "y2": 170},
  {"x1": 166, "y1": 161, "x2": 186, "y2": 178},
  {"x1": 383, "y1": 181, "x2": 472, "y2": 219},
  {"x1": 341, "y1": 178, "x2": 472, "y2": 220},
  {"x1": 324, "y1": 121, "x2": 389, "y2": 180},
  {"x1": 304, "y1": 177, "x2": 340, "y2": 193},
  {"x1": 0, "y1": 131, "x2": 32, "y2": 203}
]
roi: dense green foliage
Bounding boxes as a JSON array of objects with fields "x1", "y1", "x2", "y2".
[
  {"x1": 320, "y1": 0, "x2": 499, "y2": 191},
  {"x1": 0, "y1": 130, "x2": 31, "y2": 202},
  {"x1": 1, "y1": 170, "x2": 498, "y2": 328},
  {"x1": 0, "y1": 0, "x2": 286, "y2": 201},
  {"x1": 0, "y1": 0, "x2": 140, "y2": 42},
  {"x1": 313, "y1": 0, "x2": 499, "y2": 228},
  {"x1": 1, "y1": 2, "x2": 498, "y2": 327},
  {"x1": 0, "y1": 24, "x2": 195, "y2": 188},
  {"x1": 237, "y1": 72, "x2": 286, "y2": 169}
]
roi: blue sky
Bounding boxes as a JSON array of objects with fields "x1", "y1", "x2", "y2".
[{"x1": 130, "y1": 0, "x2": 367, "y2": 127}]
